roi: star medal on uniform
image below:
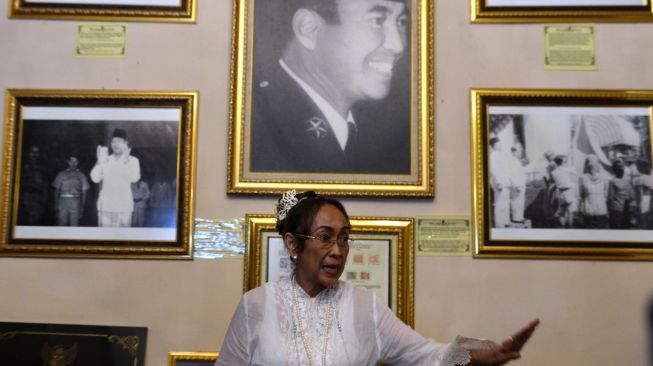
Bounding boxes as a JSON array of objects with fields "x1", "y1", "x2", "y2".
[{"x1": 305, "y1": 116, "x2": 328, "y2": 139}]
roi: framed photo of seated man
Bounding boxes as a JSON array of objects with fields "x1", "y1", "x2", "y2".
[{"x1": 228, "y1": 0, "x2": 434, "y2": 197}]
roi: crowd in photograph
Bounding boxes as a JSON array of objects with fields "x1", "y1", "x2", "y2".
[{"x1": 491, "y1": 137, "x2": 653, "y2": 230}]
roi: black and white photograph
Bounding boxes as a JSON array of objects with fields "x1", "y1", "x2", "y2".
[
  {"x1": 485, "y1": 0, "x2": 645, "y2": 5},
  {"x1": 0, "y1": 90, "x2": 197, "y2": 258},
  {"x1": 489, "y1": 107, "x2": 651, "y2": 237},
  {"x1": 228, "y1": 0, "x2": 434, "y2": 196},
  {"x1": 472, "y1": 0, "x2": 653, "y2": 22},
  {"x1": 9, "y1": 0, "x2": 197, "y2": 23},
  {"x1": 249, "y1": 0, "x2": 410, "y2": 174},
  {"x1": 472, "y1": 89, "x2": 653, "y2": 260}
]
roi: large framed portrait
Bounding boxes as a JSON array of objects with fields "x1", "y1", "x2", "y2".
[
  {"x1": 244, "y1": 214, "x2": 415, "y2": 326},
  {"x1": 471, "y1": 89, "x2": 653, "y2": 260},
  {"x1": 9, "y1": 0, "x2": 196, "y2": 23},
  {"x1": 227, "y1": 0, "x2": 434, "y2": 197},
  {"x1": 168, "y1": 351, "x2": 219, "y2": 366},
  {"x1": 0, "y1": 322, "x2": 147, "y2": 366},
  {"x1": 471, "y1": 0, "x2": 653, "y2": 22},
  {"x1": 1, "y1": 89, "x2": 198, "y2": 259}
]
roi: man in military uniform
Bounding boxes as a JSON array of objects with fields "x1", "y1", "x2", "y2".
[
  {"x1": 250, "y1": 0, "x2": 410, "y2": 174},
  {"x1": 52, "y1": 154, "x2": 90, "y2": 226},
  {"x1": 18, "y1": 145, "x2": 48, "y2": 225}
]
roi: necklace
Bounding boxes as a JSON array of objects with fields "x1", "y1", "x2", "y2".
[{"x1": 292, "y1": 282, "x2": 334, "y2": 366}]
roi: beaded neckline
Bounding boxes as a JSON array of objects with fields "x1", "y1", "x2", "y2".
[{"x1": 292, "y1": 280, "x2": 334, "y2": 366}]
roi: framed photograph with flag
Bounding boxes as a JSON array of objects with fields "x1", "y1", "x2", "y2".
[
  {"x1": 471, "y1": 89, "x2": 653, "y2": 260},
  {"x1": 471, "y1": 0, "x2": 653, "y2": 23}
]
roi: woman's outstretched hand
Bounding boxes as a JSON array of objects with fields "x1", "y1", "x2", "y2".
[{"x1": 468, "y1": 319, "x2": 540, "y2": 366}]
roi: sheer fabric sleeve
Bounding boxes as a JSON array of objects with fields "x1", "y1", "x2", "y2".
[
  {"x1": 374, "y1": 293, "x2": 471, "y2": 366},
  {"x1": 215, "y1": 295, "x2": 250, "y2": 365}
]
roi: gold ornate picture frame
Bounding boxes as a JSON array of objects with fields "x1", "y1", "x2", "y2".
[
  {"x1": 227, "y1": 0, "x2": 434, "y2": 197},
  {"x1": 244, "y1": 214, "x2": 415, "y2": 326},
  {"x1": 168, "y1": 351, "x2": 219, "y2": 366},
  {"x1": 0, "y1": 322, "x2": 147, "y2": 366},
  {"x1": 1, "y1": 89, "x2": 198, "y2": 259},
  {"x1": 471, "y1": 88, "x2": 653, "y2": 260},
  {"x1": 9, "y1": 0, "x2": 196, "y2": 23},
  {"x1": 471, "y1": 0, "x2": 653, "y2": 23}
]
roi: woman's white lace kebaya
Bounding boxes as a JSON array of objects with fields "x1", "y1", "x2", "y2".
[
  {"x1": 216, "y1": 276, "x2": 473, "y2": 366},
  {"x1": 292, "y1": 281, "x2": 334, "y2": 366}
]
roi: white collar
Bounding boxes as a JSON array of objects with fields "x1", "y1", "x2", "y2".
[{"x1": 280, "y1": 59, "x2": 355, "y2": 151}]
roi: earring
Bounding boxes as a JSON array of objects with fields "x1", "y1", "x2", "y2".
[{"x1": 292, "y1": 255, "x2": 297, "y2": 260}]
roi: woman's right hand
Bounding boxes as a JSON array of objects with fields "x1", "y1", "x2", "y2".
[{"x1": 467, "y1": 319, "x2": 540, "y2": 366}]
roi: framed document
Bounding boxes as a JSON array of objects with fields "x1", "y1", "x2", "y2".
[
  {"x1": 471, "y1": 88, "x2": 653, "y2": 260},
  {"x1": 471, "y1": 0, "x2": 653, "y2": 22},
  {"x1": 0, "y1": 322, "x2": 147, "y2": 366},
  {"x1": 1, "y1": 89, "x2": 198, "y2": 259},
  {"x1": 244, "y1": 215, "x2": 415, "y2": 326},
  {"x1": 9, "y1": 0, "x2": 196, "y2": 23},
  {"x1": 168, "y1": 351, "x2": 219, "y2": 366},
  {"x1": 416, "y1": 215, "x2": 471, "y2": 256},
  {"x1": 227, "y1": 0, "x2": 434, "y2": 197}
]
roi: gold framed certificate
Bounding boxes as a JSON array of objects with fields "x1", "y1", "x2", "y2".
[{"x1": 244, "y1": 215, "x2": 415, "y2": 326}]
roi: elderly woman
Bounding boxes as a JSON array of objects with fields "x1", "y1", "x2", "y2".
[{"x1": 217, "y1": 190, "x2": 538, "y2": 366}]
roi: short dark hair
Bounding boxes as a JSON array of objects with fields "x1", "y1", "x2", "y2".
[
  {"x1": 276, "y1": 190, "x2": 349, "y2": 255},
  {"x1": 266, "y1": 0, "x2": 339, "y2": 49},
  {"x1": 281, "y1": 0, "x2": 408, "y2": 39},
  {"x1": 288, "y1": 0, "x2": 408, "y2": 22},
  {"x1": 287, "y1": 0, "x2": 340, "y2": 23},
  {"x1": 112, "y1": 128, "x2": 127, "y2": 140}
]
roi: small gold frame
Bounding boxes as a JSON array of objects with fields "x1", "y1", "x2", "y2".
[
  {"x1": 471, "y1": 88, "x2": 653, "y2": 260},
  {"x1": 168, "y1": 351, "x2": 219, "y2": 366},
  {"x1": 1, "y1": 89, "x2": 198, "y2": 259},
  {"x1": 244, "y1": 214, "x2": 415, "y2": 326},
  {"x1": 9, "y1": 0, "x2": 196, "y2": 23},
  {"x1": 471, "y1": 0, "x2": 653, "y2": 23}
]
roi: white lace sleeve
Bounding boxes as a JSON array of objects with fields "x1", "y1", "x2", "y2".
[
  {"x1": 215, "y1": 295, "x2": 250, "y2": 365},
  {"x1": 373, "y1": 292, "x2": 471, "y2": 366}
]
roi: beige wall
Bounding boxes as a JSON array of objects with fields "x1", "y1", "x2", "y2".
[{"x1": 1, "y1": 1, "x2": 653, "y2": 365}]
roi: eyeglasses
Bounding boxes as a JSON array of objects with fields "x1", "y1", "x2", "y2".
[{"x1": 293, "y1": 234, "x2": 354, "y2": 248}]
